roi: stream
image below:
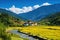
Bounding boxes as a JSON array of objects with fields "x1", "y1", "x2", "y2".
[{"x1": 10, "y1": 30, "x2": 46, "y2": 40}]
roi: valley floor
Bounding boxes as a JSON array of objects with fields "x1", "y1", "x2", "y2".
[{"x1": 7, "y1": 25, "x2": 60, "y2": 40}]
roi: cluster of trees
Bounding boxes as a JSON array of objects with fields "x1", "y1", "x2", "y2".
[
  {"x1": 0, "y1": 28, "x2": 11, "y2": 40},
  {"x1": 0, "y1": 23, "x2": 11, "y2": 40}
]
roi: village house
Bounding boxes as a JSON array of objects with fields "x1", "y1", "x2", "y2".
[{"x1": 23, "y1": 21, "x2": 38, "y2": 26}]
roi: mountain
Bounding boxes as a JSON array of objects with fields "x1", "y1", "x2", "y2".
[
  {"x1": 39, "y1": 12, "x2": 60, "y2": 26},
  {"x1": 0, "y1": 8, "x2": 27, "y2": 20},
  {"x1": 0, "y1": 9, "x2": 24, "y2": 27},
  {"x1": 19, "y1": 4, "x2": 60, "y2": 21}
]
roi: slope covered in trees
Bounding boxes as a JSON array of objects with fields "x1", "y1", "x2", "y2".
[
  {"x1": 0, "y1": 12, "x2": 24, "y2": 27},
  {"x1": 39, "y1": 12, "x2": 60, "y2": 26}
]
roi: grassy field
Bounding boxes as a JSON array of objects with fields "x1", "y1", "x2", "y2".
[
  {"x1": 11, "y1": 34, "x2": 28, "y2": 40},
  {"x1": 11, "y1": 35, "x2": 23, "y2": 40},
  {"x1": 17, "y1": 25, "x2": 60, "y2": 40}
]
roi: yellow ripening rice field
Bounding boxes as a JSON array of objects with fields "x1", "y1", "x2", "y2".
[{"x1": 19, "y1": 25, "x2": 60, "y2": 40}]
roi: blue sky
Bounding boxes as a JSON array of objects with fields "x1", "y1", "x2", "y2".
[
  {"x1": 0, "y1": 0, "x2": 60, "y2": 8},
  {"x1": 0, "y1": 0, "x2": 60, "y2": 14}
]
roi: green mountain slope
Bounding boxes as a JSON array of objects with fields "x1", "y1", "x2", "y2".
[
  {"x1": 0, "y1": 12, "x2": 24, "y2": 27},
  {"x1": 39, "y1": 12, "x2": 60, "y2": 26}
]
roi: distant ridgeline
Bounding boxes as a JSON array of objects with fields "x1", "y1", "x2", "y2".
[
  {"x1": 39, "y1": 12, "x2": 60, "y2": 26},
  {"x1": 0, "y1": 11, "x2": 24, "y2": 27}
]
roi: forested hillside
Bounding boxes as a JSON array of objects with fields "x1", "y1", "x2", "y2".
[
  {"x1": 0, "y1": 12, "x2": 24, "y2": 27},
  {"x1": 39, "y1": 12, "x2": 60, "y2": 26}
]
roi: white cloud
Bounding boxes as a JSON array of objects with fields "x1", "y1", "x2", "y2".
[
  {"x1": 5, "y1": 5, "x2": 40, "y2": 14},
  {"x1": 40, "y1": 2, "x2": 51, "y2": 6},
  {"x1": 8, "y1": 5, "x2": 24, "y2": 14},
  {"x1": 22, "y1": 6, "x2": 33, "y2": 13},
  {"x1": 33, "y1": 5, "x2": 40, "y2": 9},
  {"x1": 5, "y1": 2, "x2": 51, "y2": 14}
]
